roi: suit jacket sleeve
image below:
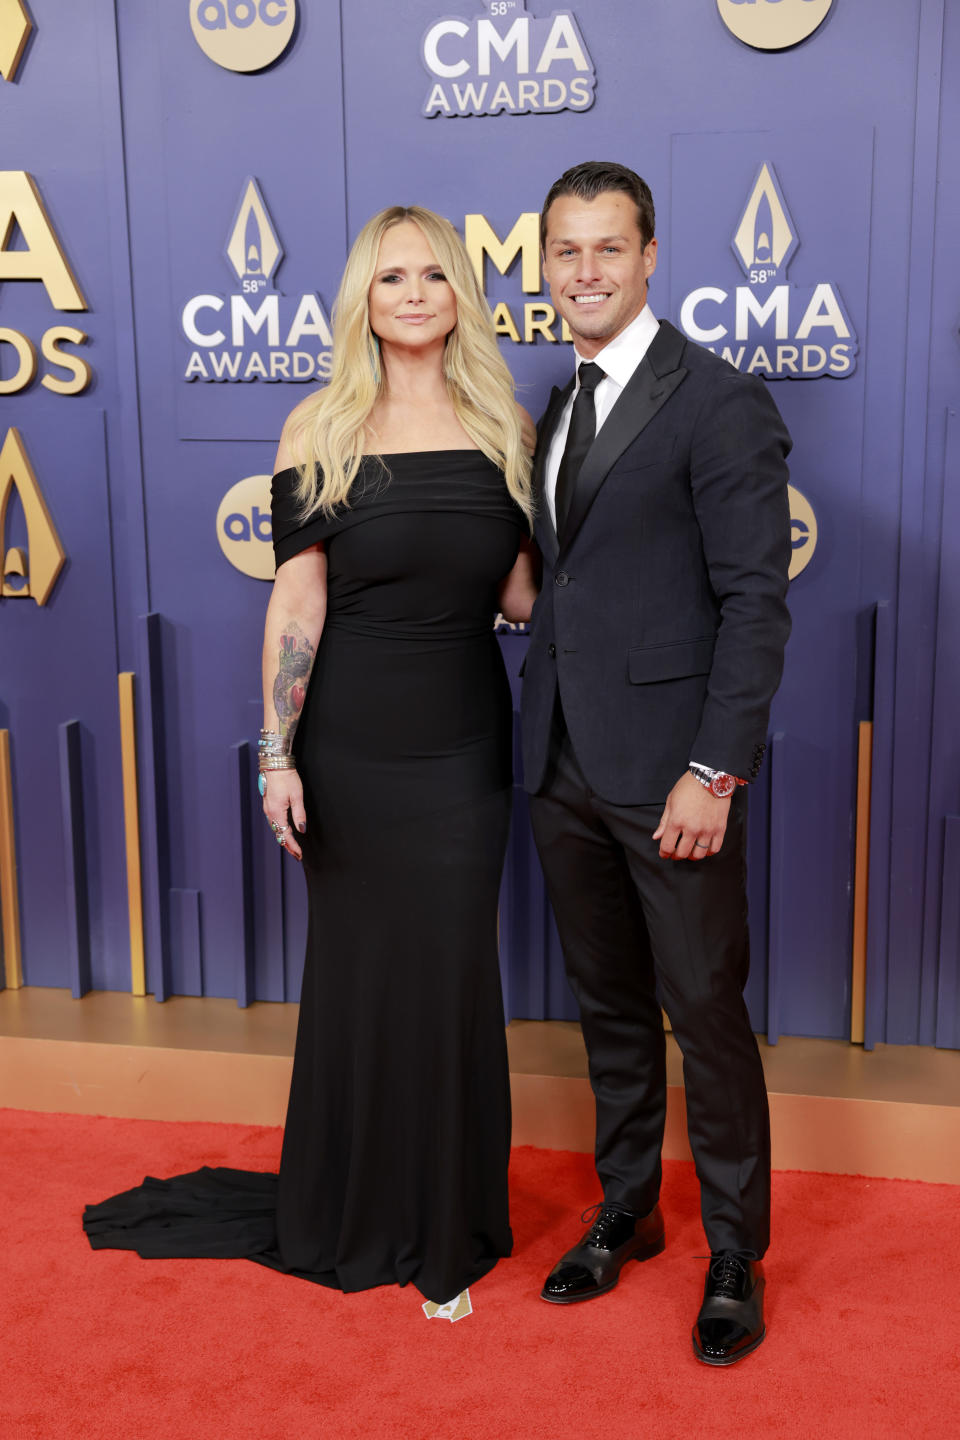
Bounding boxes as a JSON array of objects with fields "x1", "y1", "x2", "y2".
[{"x1": 686, "y1": 370, "x2": 793, "y2": 778}]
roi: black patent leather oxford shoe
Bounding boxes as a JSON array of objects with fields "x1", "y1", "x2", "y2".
[
  {"x1": 540, "y1": 1202, "x2": 665, "y2": 1304},
  {"x1": 692, "y1": 1251, "x2": 766, "y2": 1366}
]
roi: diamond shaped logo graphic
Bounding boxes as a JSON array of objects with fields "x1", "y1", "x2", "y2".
[
  {"x1": 731, "y1": 163, "x2": 798, "y2": 282},
  {"x1": 0, "y1": 0, "x2": 32, "y2": 82},
  {"x1": 0, "y1": 428, "x2": 66, "y2": 606},
  {"x1": 224, "y1": 178, "x2": 283, "y2": 293}
]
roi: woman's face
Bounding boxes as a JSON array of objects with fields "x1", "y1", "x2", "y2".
[{"x1": 367, "y1": 222, "x2": 458, "y2": 351}]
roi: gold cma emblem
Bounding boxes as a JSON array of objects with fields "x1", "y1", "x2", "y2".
[
  {"x1": 732, "y1": 163, "x2": 796, "y2": 275},
  {"x1": 225, "y1": 178, "x2": 282, "y2": 288},
  {"x1": 0, "y1": 428, "x2": 65, "y2": 605},
  {"x1": 0, "y1": 0, "x2": 33, "y2": 82},
  {"x1": 422, "y1": 1289, "x2": 473, "y2": 1322}
]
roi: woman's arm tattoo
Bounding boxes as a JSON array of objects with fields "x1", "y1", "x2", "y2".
[{"x1": 272, "y1": 621, "x2": 315, "y2": 744}]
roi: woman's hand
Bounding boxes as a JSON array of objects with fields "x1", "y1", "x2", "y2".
[{"x1": 261, "y1": 768, "x2": 307, "y2": 861}]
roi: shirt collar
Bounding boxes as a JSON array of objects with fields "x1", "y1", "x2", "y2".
[{"x1": 573, "y1": 304, "x2": 659, "y2": 390}]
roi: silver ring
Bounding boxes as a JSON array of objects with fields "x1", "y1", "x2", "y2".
[{"x1": 693, "y1": 841, "x2": 709, "y2": 850}]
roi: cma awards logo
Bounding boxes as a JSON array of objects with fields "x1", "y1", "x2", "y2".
[
  {"x1": 0, "y1": 428, "x2": 65, "y2": 606},
  {"x1": 422, "y1": 1, "x2": 595, "y2": 117},
  {"x1": 190, "y1": 1, "x2": 296, "y2": 73},
  {"x1": 679, "y1": 162, "x2": 858, "y2": 379},
  {"x1": 180, "y1": 178, "x2": 333, "y2": 384}
]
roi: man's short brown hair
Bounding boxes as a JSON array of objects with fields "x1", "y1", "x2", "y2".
[{"x1": 540, "y1": 161, "x2": 656, "y2": 251}]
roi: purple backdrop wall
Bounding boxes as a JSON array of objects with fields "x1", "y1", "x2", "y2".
[{"x1": 1, "y1": 0, "x2": 957, "y2": 1045}]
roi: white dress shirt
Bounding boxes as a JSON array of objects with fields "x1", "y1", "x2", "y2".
[{"x1": 543, "y1": 304, "x2": 660, "y2": 531}]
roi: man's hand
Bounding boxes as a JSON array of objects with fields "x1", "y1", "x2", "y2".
[{"x1": 652, "y1": 772, "x2": 731, "y2": 860}]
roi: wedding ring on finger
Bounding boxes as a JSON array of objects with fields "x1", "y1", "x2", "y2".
[{"x1": 693, "y1": 840, "x2": 710, "y2": 850}]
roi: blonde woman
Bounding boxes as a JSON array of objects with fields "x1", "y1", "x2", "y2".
[
  {"x1": 86, "y1": 207, "x2": 537, "y2": 1305},
  {"x1": 260, "y1": 205, "x2": 537, "y2": 1304}
]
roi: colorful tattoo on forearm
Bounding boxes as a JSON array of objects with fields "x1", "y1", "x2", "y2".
[{"x1": 272, "y1": 621, "x2": 315, "y2": 744}]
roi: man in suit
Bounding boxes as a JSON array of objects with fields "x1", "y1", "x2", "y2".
[{"x1": 522, "y1": 161, "x2": 792, "y2": 1366}]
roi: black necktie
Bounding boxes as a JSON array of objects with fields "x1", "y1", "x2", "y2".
[{"x1": 554, "y1": 361, "x2": 604, "y2": 535}]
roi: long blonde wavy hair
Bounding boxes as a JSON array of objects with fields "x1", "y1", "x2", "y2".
[{"x1": 287, "y1": 205, "x2": 532, "y2": 521}]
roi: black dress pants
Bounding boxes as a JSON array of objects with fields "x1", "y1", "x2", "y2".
[{"x1": 529, "y1": 709, "x2": 770, "y2": 1256}]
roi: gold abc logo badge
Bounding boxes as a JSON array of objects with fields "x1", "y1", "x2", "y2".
[
  {"x1": 217, "y1": 474, "x2": 275, "y2": 579},
  {"x1": 788, "y1": 483, "x2": 817, "y2": 581},
  {"x1": 717, "y1": 0, "x2": 833, "y2": 51},
  {"x1": 190, "y1": 1, "x2": 296, "y2": 73}
]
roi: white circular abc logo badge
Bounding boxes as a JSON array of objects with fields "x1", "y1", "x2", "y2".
[
  {"x1": 717, "y1": 0, "x2": 833, "y2": 51},
  {"x1": 217, "y1": 475, "x2": 275, "y2": 579},
  {"x1": 788, "y1": 483, "x2": 817, "y2": 580},
  {"x1": 190, "y1": 1, "x2": 296, "y2": 73}
]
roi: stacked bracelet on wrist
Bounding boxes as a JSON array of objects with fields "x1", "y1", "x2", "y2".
[{"x1": 258, "y1": 729, "x2": 296, "y2": 772}]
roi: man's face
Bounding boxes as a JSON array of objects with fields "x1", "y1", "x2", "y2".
[{"x1": 541, "y1": 191, "x2": 657, "y2": 359}]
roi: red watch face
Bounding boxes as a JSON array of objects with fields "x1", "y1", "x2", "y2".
[{"x1": 710, "y1": 773, "x2": 737, "y2": 798}]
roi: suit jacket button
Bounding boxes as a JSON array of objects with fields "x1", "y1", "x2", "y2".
[
  {"x1": 555, "y1": 571, "x2": 569, "y2": 587},
  {"x1": 548, "y1": 643, "x2": 556, "y2": 658}
]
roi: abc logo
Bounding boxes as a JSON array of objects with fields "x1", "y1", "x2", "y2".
[
  {"x1": 788, "y1": 483, "x2": 817, "y2": 581},
  {"x1": 716, "y1": 0, "x2": 833, "y2": 51},
  {"x1": 217, "y1": 475, "x2": 275, "y2": 580},
  {"x1": 190, "y1": 1, "x2": 296, "y2": 73}
]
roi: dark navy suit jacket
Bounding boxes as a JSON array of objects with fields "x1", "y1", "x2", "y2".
[{"x1": 520, "y1": 320, "x2": 793, "y2": 805}]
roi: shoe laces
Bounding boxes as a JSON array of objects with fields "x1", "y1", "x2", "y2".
[
  {"x1": 706, "y1": 1249, "x2": 759, "y2": 1298},
  {"x1": 579, "y1": 1202, "x2": 633, "y2": 1247}
]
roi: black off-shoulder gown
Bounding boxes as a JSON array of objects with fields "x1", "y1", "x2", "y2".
[{"x1": 84, "y1": 452, "x2": 524, "y2": 1304}]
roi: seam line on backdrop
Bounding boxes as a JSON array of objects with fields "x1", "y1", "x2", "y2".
[
  {"x1": 338, "y1": 0, "x2": 351, "y2": 253},
  {"x1": 107, "y1": 0, "x2": 155, "y2": 632}
]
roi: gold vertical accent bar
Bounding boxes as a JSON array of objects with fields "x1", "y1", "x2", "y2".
[
  {"x1": 0, "y1": 729, "x2": 23, "y2": 988},
  {"x1": 118, "y1": 673, "x2": 146, "y2": 996},
  {"x1": 850, "y1": 720, "x2": 873, "y2": 1044}
]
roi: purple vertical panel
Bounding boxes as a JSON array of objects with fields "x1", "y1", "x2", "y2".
[
  {"x1": 0, "y1": 413, "x2": 126, "y2": 989},
  {"x1": 169, "y1": 889, "x2": 203, "y2": 997},
  {"x1": 864, "y1": 601, "x2": 896, "y2": 1051},
  {"x1": 884, "y1": 0, "x2": 948, "y2": 1043},
  {"x1": 930, "y1": 409, "x2": 960, "y2": 1046},
  {"x1": 228, "y1": 741, "x2": 256, "y2": 1009},
  {"x1": 0, "y1": 0, "x2": 148, "y2": 988},
  {"x1": 58, "y1": 721, "x2": 91, "y2": 1000},
  {"x1": 114, "y1": 0, "x2": 348, "y2": 1001},
  {"x1": 136, "y1": 613, "x2": 171, "y2": 1001},
  {"x1": 921, "y1": 3, "x2": 960, "y2": 1046},
  {"x1": 671, "y1": 127, "x2": 870, "y2": 1041},
  {"x1": 936, "y1": 819, "x2": 960, "y2": 1050}
]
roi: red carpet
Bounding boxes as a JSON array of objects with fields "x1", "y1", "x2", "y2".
[{"x1": 2, "y1": 1108, "x2": 958, "y2": 1439}]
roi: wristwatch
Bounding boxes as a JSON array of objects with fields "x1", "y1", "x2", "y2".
[{"x1": 687, "y1": 764, "x2": 747, "y2": 799}]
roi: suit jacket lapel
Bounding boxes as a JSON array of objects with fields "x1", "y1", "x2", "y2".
[
  {"x1": 559, "y1": 321, "x2": 689, "y2": 554},
  {"x1": 532, "y1": 379, "x2": 573, "y2": 565}
]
